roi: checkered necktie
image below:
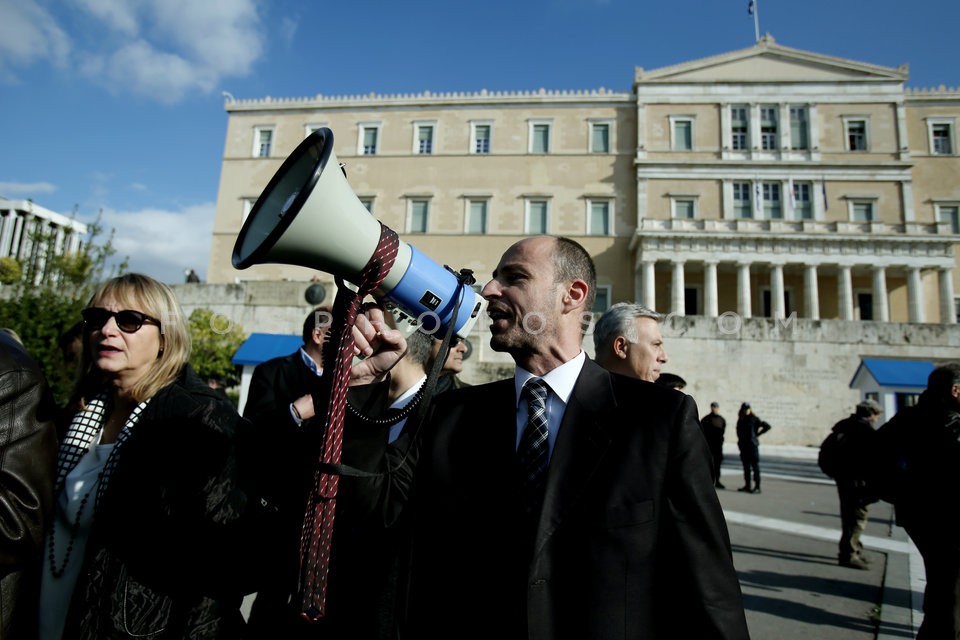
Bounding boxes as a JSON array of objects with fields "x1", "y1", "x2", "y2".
[
  {"x1": 518, "y1": 378, "x2": 550, "y2": 518},
  {"x1": 299, "y1": 223, "x2": 399, "y2": 621}
]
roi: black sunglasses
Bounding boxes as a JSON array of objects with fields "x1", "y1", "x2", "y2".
[{"x1": 81, "y1": 307, "x2": 161, "y2": 334}]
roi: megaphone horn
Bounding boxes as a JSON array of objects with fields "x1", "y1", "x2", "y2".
[{"x1": 232, "y1": 128, "x2": 486, "y2": 339}]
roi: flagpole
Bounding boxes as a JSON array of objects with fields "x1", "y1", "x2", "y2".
[{"x1": 753, "y1": 0, "x2": 760, "y2": 42}]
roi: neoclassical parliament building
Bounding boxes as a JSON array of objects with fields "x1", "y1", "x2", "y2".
[{"x1": 200, "y1": 36, "x2": 960, "y2": 444}]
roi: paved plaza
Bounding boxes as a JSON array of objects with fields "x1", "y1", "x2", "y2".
[{"x1": 718, "y1": 445, "x2": 922, "y2": 640}]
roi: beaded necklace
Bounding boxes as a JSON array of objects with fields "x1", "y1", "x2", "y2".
[
  {"x1": 345, "y1": 382, "x2": 426, "y2": 426},
  {"x1": 46, "y1": 461, "x2": 106, "y2": 578}
]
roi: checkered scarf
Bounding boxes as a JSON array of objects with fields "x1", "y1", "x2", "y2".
[{"x1": 54, "y1": 392, "x2": 151, "y2": 512}]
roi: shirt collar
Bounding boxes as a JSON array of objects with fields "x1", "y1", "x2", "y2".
[
  {"x1": 299, "y1": 347, "x2": 323, "y2": 376},
  {"x1": 514, "y1": 351, "x2": 586, "y2": 407},
  {"x1": 391, "y1": 375, "x2": 427, "y2": 409}
]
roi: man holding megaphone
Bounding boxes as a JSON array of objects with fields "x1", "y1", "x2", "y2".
[
  {"x1": 233, "y1": 126, "x2": 749, "y2": 638},
  {"x1": 369, "y1": 235, "x2": 750, "y2": 639}
]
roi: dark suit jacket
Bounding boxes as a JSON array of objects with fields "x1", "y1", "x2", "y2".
[
  {"x1": 401, "y1": 358, "x2": 749, "y2": 640},
  {"x1": 245, "y1": 355, "x2": 406, "y2": 640},
  {"x1": 243, "y1": 350, "x2": 315, "y2": 431},
  {"x1": 243, "y1": 350, "x2": 320, "y2": 637}
]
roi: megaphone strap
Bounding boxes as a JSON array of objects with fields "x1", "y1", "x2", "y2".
[{"x1": 298, "y1": 222, "x2": 399, "y2": 621}]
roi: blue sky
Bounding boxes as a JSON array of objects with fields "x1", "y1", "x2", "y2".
[{"x1": 1, "y1": 0, "x2": 958, "y2": 284}]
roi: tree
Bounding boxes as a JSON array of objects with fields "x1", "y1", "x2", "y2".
[
  {"x1": 0, "y1": 214, "x2": 126, "y2": 405},
  {"x1": 187, "y1": 308, "x2": 247, "y2": 388},
  {"x1": 0, "y1": 257, "x2": 21, "y2": 284}
]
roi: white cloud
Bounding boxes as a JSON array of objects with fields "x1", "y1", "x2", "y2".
[
  {"x1": 80, "y1": 40, "x2": 213, "y2": 104},
  {"x1": 0, "y1": 0, "x2": 71, "y2": 82},
  {"x1": 74, "y1": 0, "x2": 140, "y2": 36},
  {"x1": 0, "y1": 181, "x2": 58, "y2": 196},
  {"x1": 77, "y1": 0, "x2": 264, "y2": 102},
  {"x1": 1, "y1": 0, "x2": 264, "y2": 101},
  {"x1": 96, "y1": 202, "x2": 215, "y2": 284}
]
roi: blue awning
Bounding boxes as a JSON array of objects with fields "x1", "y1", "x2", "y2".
[
  {"x1": 849, "y1": 358, "x2": 934, "y2": 389},
  {"x1": 232, "y1": 333, "x2": 302, "y2": 366}
]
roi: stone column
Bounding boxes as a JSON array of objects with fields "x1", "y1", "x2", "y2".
[
  {"x1": 940, "y1": 267, "x2": 957, "y2": 324},
  {"x1": 872, "y1": 265, "x2": 890, "y2": 322},
  {"x1": 906, "y1": 266, "x2": 925, "y2": 323},
  {"x1": 9, "y1": 214, "x2": 25, "y2": 260},
  {"x1": 804, "y1": 265, "x2": 820, "y2": 320},
  {"x1": 671, "y1": 260, "x2": 686, "y2": 316},
  {"x1": 641, "y1": 260, "x2": 656, "y2": 310},
  {"x1": 704, "y1": 261, "x2": 719, "y2": 317},
  {"x1": 737, "y1": 262, "x2": 752, "y2": 318},
  {"x1": 0, "y1": 212, "x2": 10, "y2": 258},
  {"x1": 838, "y1": 265, "x2": 854, "y2": 321},
  {"x1": 770, "y1": 263, "x2": 786, "y2": 319}
]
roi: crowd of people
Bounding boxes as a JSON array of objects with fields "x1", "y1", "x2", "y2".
[{"x1": 0, "y1": 234, "x2": 957, "y2": 639}]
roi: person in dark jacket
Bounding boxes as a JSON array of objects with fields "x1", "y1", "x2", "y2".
[
  {"x1": 246, "y1": 320, "x2": 436, "y2": 640},
  {"x1": 350, "y1": 236, "x2": 750, "y2": 639},
  {"x1": 242, "y1": 306, "x2": 331, "y2": 637},
  {"x1": 0, "y1": 329, "x2": 58, "y2": 640},
  {"x1": 38, "y1": 274, "x2": 264, "y2": 640},
  {"x1": 872, "y1": 363, "x2": 960, "y2": 640},
  {"x1": 736, "y1": 402, "x2": 771, "y2": 494},
  {"x1": 829, "y1": 399, "x2": 882, "y2": 569},
  {"x1": 700, "y1": 401, "x2": 727, "y2": 489}
]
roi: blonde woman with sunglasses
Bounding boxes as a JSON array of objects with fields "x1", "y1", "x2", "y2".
[{"x1": 38, "y1": 273, "x2": 264, "y2": 640}]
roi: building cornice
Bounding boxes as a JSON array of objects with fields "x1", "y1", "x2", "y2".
[
  {"x1": 630, "y1": 219, "x2": 957, "y2": 268},
  {"x1": 0, "y1": 198, "x2": 88, "y2": 233},
  {"x1": 224, "y1": 87, "x2": 632, "y2": 112},
  {"x1": 634, "y1": 35, "x2": 909, "y2": 86}
]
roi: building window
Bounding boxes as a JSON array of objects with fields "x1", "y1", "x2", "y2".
[
  {"x1": 587, "y1": 200, "x2": 611, "y2": 235},
  {"x1": 938, "y1": 204, "x2": 960, "y2": 233},
  {"x1": 731, "y1": 105, "x2": 749, "y2": 150},
  {"x1": 792, "y1": 181, "x2": 813, "y2": 220},
  {"x1": 671, "y1": 117, "x2": 694, "y2": 151},
  {"x1": 762, "y1": 289, "x2": 792, "y2": 318},
  {"x1": 526, "y1": 200, "x2": 549, "y2": 234},
  {"x1": 685, "y1": 288, "x2": 700, "y2": 316},
  {"x1": 415, "y1": 123, "x2": 434, "y2": 154},
  {"x1": 593, "y1": 285, "x2": 611, "y2": 313},
  {"x1": 929, "y1": 120, "x2": 955, "y2": 155},
  {"x1": 408, "y1": 199, "x2": 429, "y2": 233},
  {"x1": 790, "y1": 106, "x2": 809, "y2": 150},
  {"x1": 672, "y1": 198, "x2": 696, "y2": 219},
  {"x1": 851, "y1": 200, "x2": 875, "y2": 222},
  {"x1": 359, "y1": 198, "x2": 374, "y2": 213},
  {"x1": 763, "y1": 182, "x2": 782, "y2": 219},
  {"x1": 305, "y1": 123, "x2": 325, "y2": 138},
  {"x1": 590, "y1": 122, "x2": 611, "y2": 153},
  {"x1": 253, "y1": 126, "x2": 273, "y2": 157},
  {"x1": 358, "y1": 124, "x2": 380, "y2": 155},
  {"x1": 471, "y1": 123, "x2": 492, "y2": 154},
  {"x1": 733, "y1": 182, "x2": 752, "y2": 218},
  {"x1": 467, "y1": 200, "x2": 488, "y2": 234},
  {"x1": 760, "y1": 106, "x2": 778, "y2": 150},
  {"x1": 242, "y1": 197, "x2": 257, "y2": 223},
  {"x1": 529, "y1": 121, "x2": 551, "y2": 153},
  {"x1": 845, "y1": 118, "x2": 868, "y2": 151},
  {"x1": 856, "y1": 292, "x2": 873, "y2": 320}
]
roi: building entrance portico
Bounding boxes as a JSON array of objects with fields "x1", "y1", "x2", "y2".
[{"x1": 631, "y1": 218, "x2": 957, "y2": 324}]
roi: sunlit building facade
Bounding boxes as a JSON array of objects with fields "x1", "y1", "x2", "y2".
[{"x1": 204, "y1": 37, "x2": 960, "y2": 444}]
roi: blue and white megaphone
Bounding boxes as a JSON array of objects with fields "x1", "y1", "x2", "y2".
[{"x1": 232, "y1": 127, "x2": 486, "y2": 338}]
